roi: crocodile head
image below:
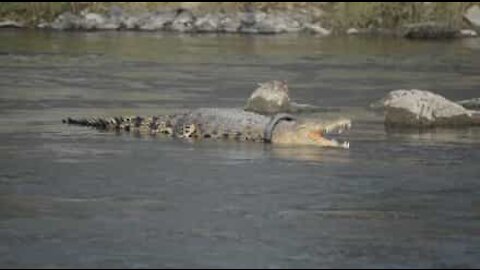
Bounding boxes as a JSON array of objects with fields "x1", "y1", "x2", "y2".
[{"x1": 272, "y1": 117, "x2": 352, "y2": 148}]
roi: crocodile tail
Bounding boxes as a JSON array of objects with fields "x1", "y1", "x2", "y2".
[{"x1": 62, "y1": 116, "x2": 144, "y2": 131}]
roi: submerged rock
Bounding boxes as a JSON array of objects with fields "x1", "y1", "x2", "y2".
[
  {"x1": 401, "y1": 22, "x2": 460, "y2": 39},
  {"x1": 302, "y1": 23, "x2": 331, "y2": 36},
  {"x1": 459, "y1": 29, "x2": 478, "y2": 38},
  {"x1": 0, "y1": 20, "x2": 24, "y2": 28},
  {"x1": 377, "y1": 90, "x2": 475, "y2": 127},
  {"x1": 346, "y1": 28, "x2": 360, "y2": 35},
  {"x1": 457, "y1": 98, "x2": 480, "y2": 109}
]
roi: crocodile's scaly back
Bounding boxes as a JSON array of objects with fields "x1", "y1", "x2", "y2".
[
  {"x1": 64, "y1": 108, "x2": 274, "y2": 142},
  {"x1": 181, "y1": 108, "x2": 270, "y2": 141}
]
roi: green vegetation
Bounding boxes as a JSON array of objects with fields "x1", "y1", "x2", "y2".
[
  {"x1": 324, "y1": 2, "x2": 470, "y2": 30},
  {"x1": 0, "y1": 2, "x2": 477, "y2": 30},
  {"x1": 0, "y1": 2, "x2": 84, "y2": 23}
]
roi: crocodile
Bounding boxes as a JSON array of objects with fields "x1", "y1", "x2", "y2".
[{"x1": 64, "y1": 108, "x2": 351, "y2": 148}]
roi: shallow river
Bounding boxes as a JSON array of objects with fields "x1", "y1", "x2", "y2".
[{"x1": 0, "y1": 30, "x2": 480, "y2": 268}]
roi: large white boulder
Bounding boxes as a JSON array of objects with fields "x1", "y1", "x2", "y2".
[
  {"x1": 457, "y1": 97, "x2": 480, "y2": 109},
  {"x1": 378, "y1": 90, "x2": 475, "y2": 127}
]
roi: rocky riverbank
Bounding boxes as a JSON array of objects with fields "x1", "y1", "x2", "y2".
[
  {"x1": 1, "y1": 3, "x2": 480, "y2": 38},
  {"x1": 0, "y1": 6, "x2": 331, "y2": 35}
]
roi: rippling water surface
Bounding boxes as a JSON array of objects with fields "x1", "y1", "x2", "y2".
[{"x1": 0, "y1": 30, "x2": 479, "y2": 268}]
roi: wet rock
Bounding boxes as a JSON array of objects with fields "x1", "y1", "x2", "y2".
[
  {"x1": 138, "y1": 11, "x2": 176, "y2": 31},
  {"x1": 170, "y1": 9, "x2": 196, "y2": 32},
  {"x1": 82, "y1": 13, "x2": 106, "y2": 29},
  {"x1": 288, "y1": 102, "x2": 327, "y2": 113},
  {"x1": 238, "y1": 12, "x2": 264, "y2": 34},
  {"x1": 459, "y1": 29, "x2": 478, "y2": 38},
  {"x1": 303, "y1": 23, "x2": 331, "y2": 36},
  {"x1": 245, "y1": 81, "x2": 292, "y2": 114},
  {"x1": 194, "y1": 13, "x2": 243, "y2": 33},
  {"x1": 457, "y1": 98, "x2": 480, "y2": 109},
  {"x1": 346, "y1": 28, "x2": 360, "y2": 35},
  {"x1": 81, "y1": 13, "x2": 119, "y2": 30},
  {"x1": 464, "y1": 5, "x2": 480, "y2": 29},
  {"x1": 50, "y1": 12, "x2": 82, "y2": 30},
  {"x1": 0, "y1": 20, "x2": 24, "y2": 28},
  {"x1": 347, "y1": 27, "x2": 396, "y2": 36},
  {"x1": 401, "y1": 22, "x2": 460, "y2": 39},
  {"x1": 378, "y1": 90, "x2": 475, "y2": 127},
  {"x1": 119, "y1": 15, "x2": 142, "y2": 30},
  {"x1": 245, "y1": 80, "x2": 325, "y2": 114},
  {"x1": 239, "y1": 12, "x2": 302, "y2": 34},
  {"x1": 194, "y1": 14, "x2": 220, "y2": 32},
  {"x1": 37, "y1": 22, "x2": 50, "y2": 29},
  {"x1": 218, "y1": 14, "x2": 242, "y2": 33}
]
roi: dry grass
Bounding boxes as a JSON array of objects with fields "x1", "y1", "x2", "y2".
[{"x1": 324, "y1": 2, "x2": 471, "y2": 30}]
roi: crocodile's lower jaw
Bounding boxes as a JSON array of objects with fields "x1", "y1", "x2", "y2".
[{"x1": 308, "y1": 131, "x2": 350, "y2": 149}]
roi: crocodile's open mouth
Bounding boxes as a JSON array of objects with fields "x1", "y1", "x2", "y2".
[{"x1": 307, "y1": 119, "x2": 352, "y2": 148}]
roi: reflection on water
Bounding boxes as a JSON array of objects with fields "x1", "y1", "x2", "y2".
[{"x1": 0, "y1": 29, "x2": 479, "y2": 268}]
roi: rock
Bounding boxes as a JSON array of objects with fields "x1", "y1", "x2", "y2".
[
  {"x1": 302, "y1": 23, "x2": 331, "y2": 36},
  {"x1": 459, "y1": 29, "x2": 478, "y2": 38},
  {"x1": 120, "y1": 15, "x2": 141, "y2": 29},
  {"x1": 194, "y1": 14, "x2": 220, "y2": 32},
  {"x1": 83, "y1": 13, "x2": 106, "y2": 29},
  {"x1": 244, "y1": 80, "x2": 326, "y2": 114},
  {"x1": 457, "y1": 98, "x2": 480, "y2": 109},
  {"x1": 0, "y1": 20, "x2": 24, "y2": 28},
  {"x1": 51, "y1": 12, "x2": 82, "y2": 30},
  {"x1": 464, "y1": 5, "x2": 480, "y2": 29},
  {"x1": 218, "y1": 14, "x2": 242, "y2": 33},
  {"x1": 245, "y1": 81, "x2": 292, "y2": 114},
  {"x1": 346, "y1": 28, "x2": 359, "y2": 35},
  {"x1": 401, "y1": 22, "x2": 460, "y2": 39},
  {"x1": 378, "y1": 90, "x2": 475, "y2": 127},
  {"x1": 170, "y1": 9, "x2": 196, "y2": 32},
  {"x1": 138, "y1": 11, "x2": 176, "y2": 31},
  {"x1": 81, "y1": 13, "x2": 119, "y2": 30},
  {"x1": 238, "y1": 12, "x2": 265, "y2": 34},
  {"x1": 37, "y1": 22, "x2": 50, "y2": 29},
  {"x1": 239, "y1": 12, "x2": 302, "y2": 34}
]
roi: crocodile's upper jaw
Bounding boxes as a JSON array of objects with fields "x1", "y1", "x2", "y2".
[{"x1": 272, "y1": 118, "x2": 352, "y2": 148}]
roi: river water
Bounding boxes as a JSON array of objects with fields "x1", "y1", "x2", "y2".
[{"x1": 0, "y1": 30, "x2": 479, "y2": 268}]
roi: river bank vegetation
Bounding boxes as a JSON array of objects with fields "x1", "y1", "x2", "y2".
[{"x1": 0, "y1": 2, "x2": 478, "y2": 34}]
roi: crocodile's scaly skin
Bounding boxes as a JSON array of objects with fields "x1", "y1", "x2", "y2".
[{"x1": 65, "y1": 108, "x2": 280, "y2": 142}]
